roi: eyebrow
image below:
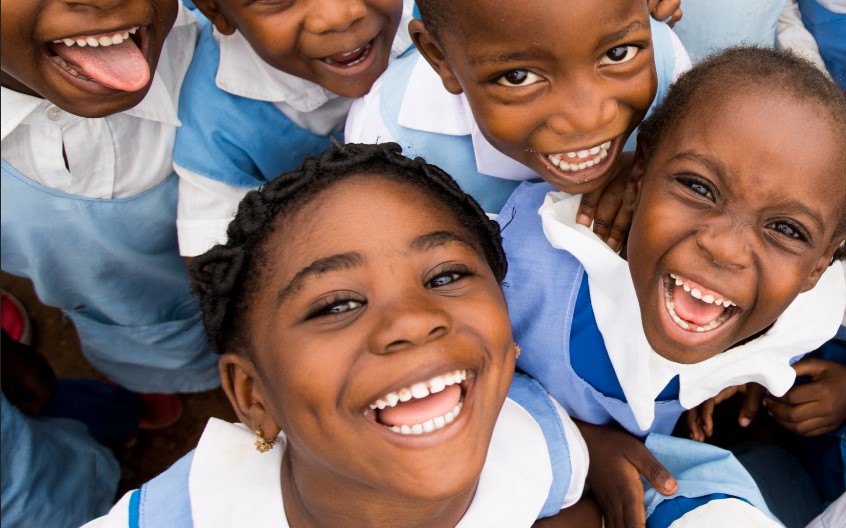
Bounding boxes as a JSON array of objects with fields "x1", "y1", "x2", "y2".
[
  {"x1": 468, "y1": 50, "x2": 540, "y2": 67},
  {"x1": 596, "y1": 19, "x2": 651, "y2": 50},
  {"x1": 671, "y1": 152, "x2": 826, "y2": 233},
  {"x1": 274, "y1": 231, "x2": 479, "y2": 306}
]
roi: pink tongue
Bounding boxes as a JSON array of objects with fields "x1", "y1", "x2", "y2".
[
  {"x1": 326, "y1": 47, "x2": 366, "y2": 65},
  {"x1": 54, "y1": 38, "x2": 150, "y2": 92},
  {"x1": 672, "y1": 286, "x2": 725, "y2": 326},
  {"x1": 378, "y1": 384, "x2": 461, "y2": 427}
]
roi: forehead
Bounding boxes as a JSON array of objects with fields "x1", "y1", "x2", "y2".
[
  {"x1": 442, "y1": 0, "x2": 649, "y2": 53},
  {"x1": 656, "y1": 88, "x2": 845, "y2": 211}
]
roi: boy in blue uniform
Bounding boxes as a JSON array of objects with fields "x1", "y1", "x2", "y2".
[
  {"x1": 501, "y1": 47, "x2": 846, "y2": 526},
  {"x1": 346, "y1": 0, "x2": 690, "y2": 246},
  {"x1": 174, "y1": 0, "x2": 416, "y2": 257}
]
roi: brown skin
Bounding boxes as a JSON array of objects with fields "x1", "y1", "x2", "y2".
[
  {"x1": 410, "y1": 0, "x2": 657, "y2": 250},
  {"x1": 532, "y1": 493, "x2": 603, "y2": 528},
  {"x1": 627, "y1": 88, "x2": 845, "y2": 365},
  {"x1": 219, "y1": 175, "x2": 517, "y2": 527},
  {"x1": 647, "y1": 0, "x2": 683, "y2": 27},
  {"x1": 191, "y1": 0, "x2": 402, "y2": 98},
  {"x1": 1, "y1": 0, "x2": 178, "y2": 118}
]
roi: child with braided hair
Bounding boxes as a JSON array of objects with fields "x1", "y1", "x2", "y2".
[{"x1": 85, "y1": 141, "x2": 601, "y2": 527}]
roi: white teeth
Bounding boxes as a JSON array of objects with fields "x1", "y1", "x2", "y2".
[
  {"x1": 52, "y1": 27, "x2": 139, "y2": 48},
  {"x1": 664, "y1": 274, "x2": 736, "y2": 332},
  {"x1": 690, "y1": 288, "x2": 703, "y2": 300},
  {"x1": 546, "y1": 140, "x2": 612, "y2": 172},
  {"x1": 702, "y1": 294, "x2": 714, "y2": 304},
  {"x1": 369, "y1": 369, "x2": 467, "y2": 410},
  {"x1": 388, "y1": 402, "x2": 464, "y2": 435}
]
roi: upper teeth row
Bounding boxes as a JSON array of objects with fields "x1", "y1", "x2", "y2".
[
  {"x1": 547, "y1": 141, "x2": 611, "y2": 172},
  {"x1": 53, "y1": 27, "x2": 137, "y2": 48},
  {"x1": 369, "y1": 369, "x2": 466, "y2": 410},
  {"x1": 669, "y1": 273, "x2": 735, "y2": 307}
]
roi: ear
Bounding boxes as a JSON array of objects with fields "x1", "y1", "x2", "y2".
[
  {"x1": 219, "y1": 352, "x2": 278, "y2": 435},
  {"x1": 191, "y1": 0, "x2": 238, "y2": 35},
  {"x1": 801, "y1": 238, "x2": 846, "y2": 292},
  {"x1": 408, "y1": 19, "x2": 463, "y2": 95},
  {"x1": 630, "y1": 138, "x2": 652, "y2": 199}
]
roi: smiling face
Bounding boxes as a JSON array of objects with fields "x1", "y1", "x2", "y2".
[
  {"x1": 197, "y1": 0, "x2": 402, "y2": 98},
  {"x1": 240, "y1": 174, "x2": 514, "y2": 509},
  {"x1": 1, "y1": 0, "x2": 178, "y2": 117},
  {"x1": 412, "y1": 0, "x2": 656, "y2": 194},
  {"x1": 627, "y1": 88, "x2": 846, "y2": 364}
]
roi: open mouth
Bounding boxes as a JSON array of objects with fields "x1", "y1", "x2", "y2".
[
  {"x1": 45, "y1": 26, "x2": 150, "y2": 92},
  {"x1": 369, "y1": 369, "x2": 468, "y2": 435},
  {"x1": 321, "y1": 40, "x2": 373, "y2": 69},
  {"x1": 546, "y1": 141, "x2": 612, "y2": 172},
  {"x1": 663, "y1": 273, "x2": 739, "y2": 332},
  {"x1": 536, "y1": 136, "x2": 622, "y2": 188}
]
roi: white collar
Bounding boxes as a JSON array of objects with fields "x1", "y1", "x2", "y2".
[
  {"x1": 538, "y1": 191, "x2": 846, "y2": 431},
  {"x1": 397, "y1": 54, "x2": 538, "y2": 182},
  {"x1": 189, "y1": 398, "x2": 555, "y2": 526},
  {"x1": 1, "y1": 64, "x2": 180, "y2": 141},
  {"x1": 214, "y1": 0, "x2": 416, "y2": 112}
]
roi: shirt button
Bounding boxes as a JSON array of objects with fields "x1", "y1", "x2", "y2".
[{"x1": 46, "y1": 106, "x2": 63, "y2": 122}]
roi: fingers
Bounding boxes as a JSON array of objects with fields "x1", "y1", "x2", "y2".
[
  {"x1": 576, "y1": 191, "x2": 600, "y2": 229},
  {"x1": 685, "y1": 408, "x2": 706, "y2": 442},
  {"x1": 651, "y1": 0, "x2": 682, "y2": 22},
  {"x1": 738, "y1": 384, "x2": 766, "y2": 427},
  {"x1": 628, "y1": 445, "x2": 677, "y2": 496},
  {"x1": 791, "y1": 357, "x2": 828, "y2": 378}
]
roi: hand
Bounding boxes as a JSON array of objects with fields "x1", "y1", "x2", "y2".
[
  {"x1": 1, "y1": 330, "x2": 57, "y2": 415},
  {"x1": 577, "y1": 153, "x2": 638, "y2": 252},
  {"x1": 648, "y1": 0, "x2": 683, "y2": 27},
  {"x1": 684, "y1": 383, "x2": 767, "y2": 442},
  {"x1": 577, "y1": 420, "x2": 677, "y2": 528},
  {"x1": 765, "y1": 358, "x2": 846, "y2": 437},
  {"x1": 532, "y1": 493, "x2": 603, "y2": 528}
]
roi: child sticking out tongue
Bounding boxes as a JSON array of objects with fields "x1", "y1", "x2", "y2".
[{"x1": 50, "y1": 30, "x2": 150, "y2": 92}]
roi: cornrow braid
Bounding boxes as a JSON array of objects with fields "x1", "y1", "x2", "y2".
[{"x1": 190, "y1": 142, "x2": 507, "y2": 355}]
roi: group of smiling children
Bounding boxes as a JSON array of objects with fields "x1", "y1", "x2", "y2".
[{"x1": 2, "y1": 0, "x2": 845, "y2": 526}]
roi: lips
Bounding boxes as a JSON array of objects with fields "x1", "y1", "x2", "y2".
[
  {"x1": 322, "y1": 42, "x2": 373, "y2": 67},
  {"x1": 535, "y1": 136, "x2": 623, "y2": 188},
  {"x1": 369, "y1": 369, "x2": 468, "y2": 435},
  {"x1": 663, "y1": 273, "x2": 739, "y2": 332}
]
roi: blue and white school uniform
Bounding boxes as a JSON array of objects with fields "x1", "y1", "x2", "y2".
[
  {"x1": 0, "y1": 7, "x2": 219, "y2": 394},
  {"x1": 345, "y1": 18, "x2": 691, "y2": 215},
  {"x1": 1, "y1": 392, "x2": 120, "y2": 528},
  {"x1": 501, "y1": 181, "x2": 846, "y2": 435},
  {"x1": 84, "y1": 373, "x2": 589, "y2": 527},
  {"x1": 174, "y1": 1, "x2": 416, "y2": 256},
  {"x1": 797, "y1": 0, "x2": 846, "y2": 89}
]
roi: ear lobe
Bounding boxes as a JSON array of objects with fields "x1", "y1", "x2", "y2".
[
  {"x1": 219, "y1": 353, "x2": 277, "y2": 433},
  {"x1": 409, "y1": 19, "x2": 464, "y2": 95},
  {"x1": 800, "y1": 239, "x2": 845, "y2": 292},
  {"x1": 191, "y1": 0, "x2": 238, "y2": 35}
]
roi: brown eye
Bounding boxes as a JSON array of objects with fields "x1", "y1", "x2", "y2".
[
  {"x1": 496, "y1": 69, "x2": 542, "y2": 87},
  {"x1": 600, "y1": 45, "x2": 639, "y2": 65}
]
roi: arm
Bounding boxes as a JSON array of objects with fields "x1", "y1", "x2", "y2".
[
  {"x1": 765, "y1": 357, "x2": 846, "y2": 437},
  {"x1": 532, "y1": 494, "x2": 603, "y2": 528},
  {"x1": 576, "y1": 420, "x2": 677, "y2": 528}
]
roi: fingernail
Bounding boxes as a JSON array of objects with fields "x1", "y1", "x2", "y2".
[
  {"x1": 664, "y1": 478, "x2": 677, "y2": 492},
  {"x1": 577, "y1": 214, "x2": 591, "y2": 226},
  {"x1": 762, "y1": 399, "x2": 768, "y2": 407},
  {"x1": 607, "y1": 238, "x2": 620, "y2": 250},
  {"x1": 739, "y1": 417, "x2": 750, "y2": 427}
]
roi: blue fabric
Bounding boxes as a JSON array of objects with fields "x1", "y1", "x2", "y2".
[
  {"x1": 798, "y1": 0, "x2": 846, "y2": 90},
  {"x1": 173, "y1": 23, "x2": 341, "y2": 188},
  {"x1": 130, "y1": 451, "x2": 196, "y2": 528},
  {"x1": 1, "y1": 393, "x2": 120, "y2": 528},
  {"x1": 502, "y1": 181, "x2": 685, "y2": 437},
  {"x1": 1, "y1": 161, "x2": 219, "y2": 393},
  {"x1": 672, "y1": 0, "x2": 787, "y2": 63},
  {"x1": 507, "y1": 372, "x2": 572, "y2": 518},
  {"x1": 648, "y1": 493, "x2": 742, "y2": 528},
  {"x1": 643, "y1": 434, "x2": 778, "y2": 523}
]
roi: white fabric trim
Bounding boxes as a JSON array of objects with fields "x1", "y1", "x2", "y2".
[
  {"x1": 667, "y1": 498, "x2": 783, "y2": 528},
  {"x1": 538, "y1": 191, "x2": 846, "y2": 431}
]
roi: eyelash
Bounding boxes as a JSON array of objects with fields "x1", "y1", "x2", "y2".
[
  {"x1": 599, "y1": 45, "x2": 641, "y2": 65},
  {"x1": 677, "y1": 174, "x2": 715, "y2": 201},
  {"x1": 426, "y1": 265, "x2": 474, "y2": 289},
  {"x1": 766, "y1": 220, "x2": 809, "y2": 242},
  {"x1": 495, "y1": 69, "x2": 543, "y2": 88},
  {"x1": 307, "y1": 292, "x2": 365, "y2": 320}
]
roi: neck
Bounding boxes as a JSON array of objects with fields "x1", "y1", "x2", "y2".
[{"x1": 280, "y1": 447, "x2": 478, "y2": 528}]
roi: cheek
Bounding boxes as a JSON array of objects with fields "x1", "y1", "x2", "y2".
[{"x1": 473, "y1": 105, "x2": 535, "y2": 149}]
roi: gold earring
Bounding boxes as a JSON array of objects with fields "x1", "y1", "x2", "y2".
[
  {"x1": 514, "y1": 343, "x2": 521, "y2": 359},
  {"x1": 254, "y1": 425, "x2": 277, "y2": 453}
]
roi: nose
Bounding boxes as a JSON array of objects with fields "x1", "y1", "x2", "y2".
[
  {"x1": 304, "y1": 0, "x2": 368, "y2": 34},
  {"x1": 695, "y1": 218, "x2": 754, "y2": 270},
  {"x1": 368, "y1": 294, "x2": 451, "y2": 355},
  {"x1": 545, "y1": 79, "x2": 618, "y2": 137}
]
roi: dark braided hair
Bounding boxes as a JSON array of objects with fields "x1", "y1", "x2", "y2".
[
  {"x1": 638, "y1": 46, "x2": 846, "y2": 261},
  {"x1": 190, "y1": 142, "x2": 508, "y2": 355}
]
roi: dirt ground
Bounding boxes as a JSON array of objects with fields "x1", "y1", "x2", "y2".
[{"x1": 2, "y1": 271, "x2": 236, "y2": 497}]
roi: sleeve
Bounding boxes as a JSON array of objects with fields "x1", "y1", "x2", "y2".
[
  {"x1": 175, "y1": 163, "x2": 252, "y2": 256},
  {"x1": 777, "y1": 0, "x2": 830, "y2": 73},
  {"x1": 550, "y1": 395, "x2": 589, "y2": 509},
  {"x1": 667, "y1": 27, "x2": 692, "y2": 80},
  {"x1": 81, "y1": 491, "x2": 134, "y2": 528}
]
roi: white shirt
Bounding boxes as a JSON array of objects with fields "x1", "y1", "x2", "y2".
[
  {"x1": 0, "y1": 6, "x2": 196, "y2": 199},
  {"x1": 538, "y1": 191, "x2": 846, "y2": 431},
  {"x1": 777, "y1": 0, "x2": 829, "y2": 73},
  {"x1": 175, "y1": 0, "x2": 416, "y2": 257},
  {"x1": 87, "y1": 397, "x2": 589, "y2": 527},
  {"x1": 345, "y1": 27, "x2": 691, "y2": 179}
]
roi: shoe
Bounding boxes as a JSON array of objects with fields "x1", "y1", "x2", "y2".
[
  {"x1": 1, "y1": 290, "x2": 32, "y2": 345},
  {"x1": 137, "y1": 393, "x2": 183, "y2": 430}
]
